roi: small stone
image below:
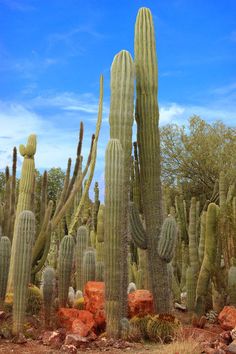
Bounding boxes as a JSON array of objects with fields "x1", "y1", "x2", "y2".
[
  {"x1": 174, "y1": 302, "x2": 187, "y2": 311},
  {"x1": 42, "y1": 330, "x2": 62, "y2": 348},
  {"x1": 12, "y1": 333, "x2": 27, "y2": 344},
  {"x1": 65, "y1": 333, "x2": 88, "y2": 347},
  {"x1": 60, "y1": 344, "x2": 77, "y2": 353},
  {"x1": 227, "y1": 339, "x2": 236, "y2": 353},
  {"x1": 0, "y1": 311, "x2": 6, "y2": 319}
]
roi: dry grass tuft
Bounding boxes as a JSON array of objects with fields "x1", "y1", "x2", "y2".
[{"x1": 152, "y1": 337, "x2": 202, "y2": 354}]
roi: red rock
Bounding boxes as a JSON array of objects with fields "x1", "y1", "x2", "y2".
[
  {"x1": 219, "y1": 307, "x2": 236, "y2": 330},
  {"x1": 84, "y1": 281, "x2": 105, "y2": 327},
  {"x1": 128, "y1": 290, "x2": 154, "y2": 317},
  {"x1": 58, "y1": 308, "x2": 81, "y2": 330},
  {"x1": 74, "y1": 310, "x2": 95, "y2": 336},
  {"x1": 58, "y1": 308, "x2": 95, "y2": 336}
]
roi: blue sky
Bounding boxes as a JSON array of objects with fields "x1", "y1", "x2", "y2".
[{"x1": 0, "y1": 0, "x2": 235, "y2": 197}]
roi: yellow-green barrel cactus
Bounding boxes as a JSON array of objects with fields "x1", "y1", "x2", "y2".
[
  {"x1": 7, "y1": 135, "x2": 37, "y2": 293},
  {"x1": 13, "y1": 210, "x2": 35, "y2": 335},
  {"x1": 104, "y1": 139, "x2": 125, "y2": 338},
  {"x1": 58, "y1": 235, "x2": 75, "y2": 307},
  {"x1": 109, "y1": 50, "x2": 134, "y2": 318},
  {"x1": 228, "y1": 258, "x2": 236, "y2": 306}
]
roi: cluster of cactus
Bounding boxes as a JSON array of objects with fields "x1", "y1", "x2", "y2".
[{"x1": 147, "y1": 314, "x2": 181, "y2": 343}]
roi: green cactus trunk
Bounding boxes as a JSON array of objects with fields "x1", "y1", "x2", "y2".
[
  {"x1": 82, "y1": 247, "x2": 96, "y2": 285},
  {"x1": 109, "y1": 49, "x2": 134, "y2": 318},
  {"x1": 0, "y1": 236, "x2": 11, "y2": 303},
  {"x1": 58, "y1": 235, "x2": 75, "y2": 307},
  {"x1": 195, "y1": 203, "x2": 219, "y2": 316},
  {"x1": 75, "y1": 226, "x2": 89, "y2": 291},
  {"x1": 104, "y1": 139, "x2": 125, "y2": 338},
  {"x1": 135, "y1": 7, "x2": 171, "y2": 313},
  {"x1": 7, "y1": 135, "x2": 37, "y2": 293},
  {"x1": 12, "y1": 211, "x2": 35, "y2": 335},
  {"x1": 42, "y1": 266, "x2": 55, "y2": 328}
]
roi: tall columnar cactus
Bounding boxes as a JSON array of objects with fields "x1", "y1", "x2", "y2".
[
  {"x1": 228, "y1": 258, "x2": 236, "y2": 306},
  {"x1": 109, "y1": 49, "x2": 134, "y2": 318},
  {"x1": 82, "y1": 247, "x2": 96, "y2": 285},
  {"x1": 8, "y1": 135, "x2": 37, "y2": 292},
  {"x1": 188, "y1": 197, "x2": 200, "y2": 273},
  {"x1": 195, "y1": 203, "x2": 220, "y2": 316},
  {"x1": 58, "y1": 235, "x2": 75, "y2": 307},
  {"x1": 0, "y1": 236, "x2": 11, "y2": 303},
  {"x1": 198, "y1": 211, "x2": 207, "y2": 265},
  {"x1": 13, "y1": 211, "x2": 35, "y2": 335},
  {"x1": 96, "y1": 261, "x2": 104, "y2": 281},
  {"x1": 96, "y1": 204, "x2": 104, "y2": 242},
  {"x1": 75, "y1": 226, "x2": 89, "y2": 291},
  {"x1": 92, "y1": 182, "x2": 100, "y2": 232},
  {"x1": 42, "y1": 266, "x2": 55, "y2": 328},
  {"x1": 186, "y1": 266, "x2": 197, "y2": 311},
  {"x1": 134, "y1": 7, "x2": 172, "y2": 312},
  {"x1": 104, "y1": 139, "x2": 125, "y2": 338}
]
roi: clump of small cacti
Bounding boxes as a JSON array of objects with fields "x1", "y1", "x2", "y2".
[
  {"x1": 58, "y1": 235, "x2": 75, "y2": 307},
  {"x1": 130, "y1": 314, "x2": 152, "y2": 339}
]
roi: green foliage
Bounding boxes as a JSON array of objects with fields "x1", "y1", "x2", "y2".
[
  {"x1": 161, "y1": 116, "x2": 236, "y2": 198},
  {"x1": 47, "y1": 167, "x2": 65, "y2": 206}
]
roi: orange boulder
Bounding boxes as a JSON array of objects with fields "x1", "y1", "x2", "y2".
[
  {"x1": 84, "y1": 281, "x2": 105, "y2": 327},
  {"x1": 128, "y1": 290, "x2": 154, "y2": 317},
  {"x1": 58, "y1": 308, "x2": 95, "y2": 336},
  {"x1": 219, "y1": 306, "x2": 236, "y2": 330}
]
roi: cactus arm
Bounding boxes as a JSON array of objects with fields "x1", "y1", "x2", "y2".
[{"x1": 68, "y1": 76, "x2": 103, "y2": 235}]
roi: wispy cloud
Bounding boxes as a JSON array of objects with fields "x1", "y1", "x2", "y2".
[
  {"x1": 0, "y1": 0, "x2": 36, "y2": 11},
  {"x1": 47, "y1": 25, "x2": 106, "y2": 56}
]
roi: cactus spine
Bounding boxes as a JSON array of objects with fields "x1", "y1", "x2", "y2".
[
  {"x1": 58, "y1": 235, "x2": 75, "y2": 307},
  {"x1": 7, "y1": 135, "x2": 37, "y2": 293},
  {"x1": 0, "y1": 236, "x2": 11, "y2": 303},
  {"x1": 75, "y1": 226, "x2": 89, "y2": 291},
  {"x1": 42, "y1": 266, "x2": 55, "y2": 328},
  {"x1": 104, "y1": 139, "x2": 125, "y2": 338},
  {"x1": 135, "y1": 7, "x2": 171, "y2": 312},
  {"x1": 13, "y1": 211, "x2": 35, "y2": 335}
]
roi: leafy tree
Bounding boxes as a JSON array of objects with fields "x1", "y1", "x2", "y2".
[
  {"x1": 160, "y1": 116, "x2": 236, "y2": 199},
  {"x1": 47, "y1": 167, "x2": 65, "y2": 204}
]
